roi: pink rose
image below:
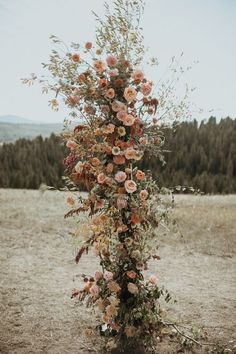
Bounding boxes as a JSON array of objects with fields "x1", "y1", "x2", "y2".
[
  {"x1": 149, "y1": 275, "x2": 158, "y2": 285},
  {"x1": 106, "y1": 54, "x2": 118, "y2": 67},
  {"x1": 141, "y1": 82, "x2": 152, "y2": 96},
  {"x1": 117, "y1": 198, "x2": 127, "y2": 209},
  {"x1": 124, "y1": 180, "x2": 137, "y2": 193},
  {"x1": 115, "y1": 171, "x2": 127, "y2": 183},
  {"x1": 104, "y1": 271, "x2": 113, "y2": 281},
  {"x1": 140, "y1": 189, "x2": 149, "y2": 200},
  {"x1": 95, "y1": 271, "x2": 103, "y2": 281},
  {"x1": 109, "y1": 69, "x2": 119, "y2": 77}
]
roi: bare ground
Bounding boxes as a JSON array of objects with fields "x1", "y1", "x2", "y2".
[{"x1": 0, "y1": 189, "x2": 236, "y2": 354}]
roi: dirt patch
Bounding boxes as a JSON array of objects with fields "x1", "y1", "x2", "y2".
[{"x1": 0, "y1": 190, "x2": 236, "y2": 353}]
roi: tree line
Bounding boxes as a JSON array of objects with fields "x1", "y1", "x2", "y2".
[{"x1": 0, "y1": 117, "x2": 235, "y2": 193}]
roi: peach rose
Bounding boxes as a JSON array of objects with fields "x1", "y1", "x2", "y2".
[
  {"x1": 105, "y1": 123, "x2": 115, "y2": 134},
  {"x1": 94, "y1": 60, "x2": 106, "y2": 73},
  {"x1": 106, "y1": 54, "x2": 118, "y2": 67},
  {"x1": 149, "y1": 275, "x2": 158, "y2": 285},
  {"x1": 141, "y1": 82, "x2": 152, "y2": 96},
  {"x1": 115, "y1": 171, "x2": 127, "y2": 183},
  {"x1": 124, "y1": 148, "x2": 137, "y2": 160},
  {"x1": 124, "y1": 87, "x2": 137, "y2": 102},
  {"x1": 140, "y1": 189, "x2": 149, "y2": 200},
  {"x1": 71, "y1": 53, "x2": 80, "y2": 62},
  {"x1": 105, "y1": 88, "x2": 115, "y2": 99},
  {"x1": 117, "y1": 198, "x2": 127, "y2": 209},
  {"x1": 117, "y1": 110, "x2": 127, "y2": 122},
  {"x1": 113, "y1": 155, "x2": 125, "y2": 165},
  {"x1": 112, "y1": 101, "x2": 122, "y2": 112},
  {"x1": 123, "y1": 114, "x2": 135, "y2": 126},
  {"x1": 139, "y1": 137, "x2": 148, "y2": 145},
  {"x1": 66, "y1": 140, "x2": 78, "y2": 150},
  {"x1": 97, "y1": 173, "x2": 106, "y2": 184},
  {"x1": 132, "y1": 69, "x2": 144, "y2": 82},
  {"x1": 136, "y1": 170, "x2": 145, "y2": 181},
  {"x1": 124, "y1": 180, "x2": 137, "y2": 193}
]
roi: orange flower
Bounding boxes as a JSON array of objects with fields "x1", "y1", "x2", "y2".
[
  {"x1": 94, "y1": 60, "x2": 106, "y2": 73},
  {"x1": 66, "y1": 140, "x2": 78, "y2": 150},
  {"x1": 67, "y1": 196, "x2": 75, "y2": 206},
  {"x1": 136, "y1": 170, "x2": 145, "y2": 181},
  {"x1": 90, "y1": 157, "x2": 101, "y2": 167},
  {"x1": 124, "y1": 87, "x2": 137, "y2": 102},
  {"x1": 85, "y1": 42, "x2": 93, "y2": 50},
  {"x1": 126, "y1": 270, "x2": 137, "y2": 279},
  {"x1": 131, "y1": 213, "x2": 141, "y2": 224},
  {"x1": 71, "y1": 53, "x2": 80, "y2": 62}
]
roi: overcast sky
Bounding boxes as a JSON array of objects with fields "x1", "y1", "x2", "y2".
[{"x1": 0, "y1": 0, "x2": 235, "y2": 123}]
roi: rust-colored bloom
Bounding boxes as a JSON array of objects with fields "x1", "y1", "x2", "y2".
[{"x1": 71, "y1": 53, "x2": 81, "y2": 62}]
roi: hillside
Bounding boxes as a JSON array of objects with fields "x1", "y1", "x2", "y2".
[{"x1": 0, "y1": 122, "x2": 63, "y2": 142}]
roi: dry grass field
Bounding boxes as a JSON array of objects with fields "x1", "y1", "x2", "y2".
[{"x1": 0, "y1": 189, "x2": 236, "y2": 353}]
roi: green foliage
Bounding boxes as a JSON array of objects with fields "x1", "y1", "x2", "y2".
[
  {"x1": 145, "y1": 117, "x2": 236, "y2": 194},
  {"x1": 0, "y1": 133, "x2": 66, "y2": 189},
  {"x1": 0, "y1": 117, "x2": 235, "y2": 193}
]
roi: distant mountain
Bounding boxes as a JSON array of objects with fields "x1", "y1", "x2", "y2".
[
  {"x1": 0, "y1": 122, "x2": 63, "y2": 143},
  {"x1": 0, "y1": 115, "x2": 35, "y2": 124}
]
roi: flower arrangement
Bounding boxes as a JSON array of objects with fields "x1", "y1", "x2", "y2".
[{"x1": 23, "y1": 0, "x2": 192, "y2": 352}]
